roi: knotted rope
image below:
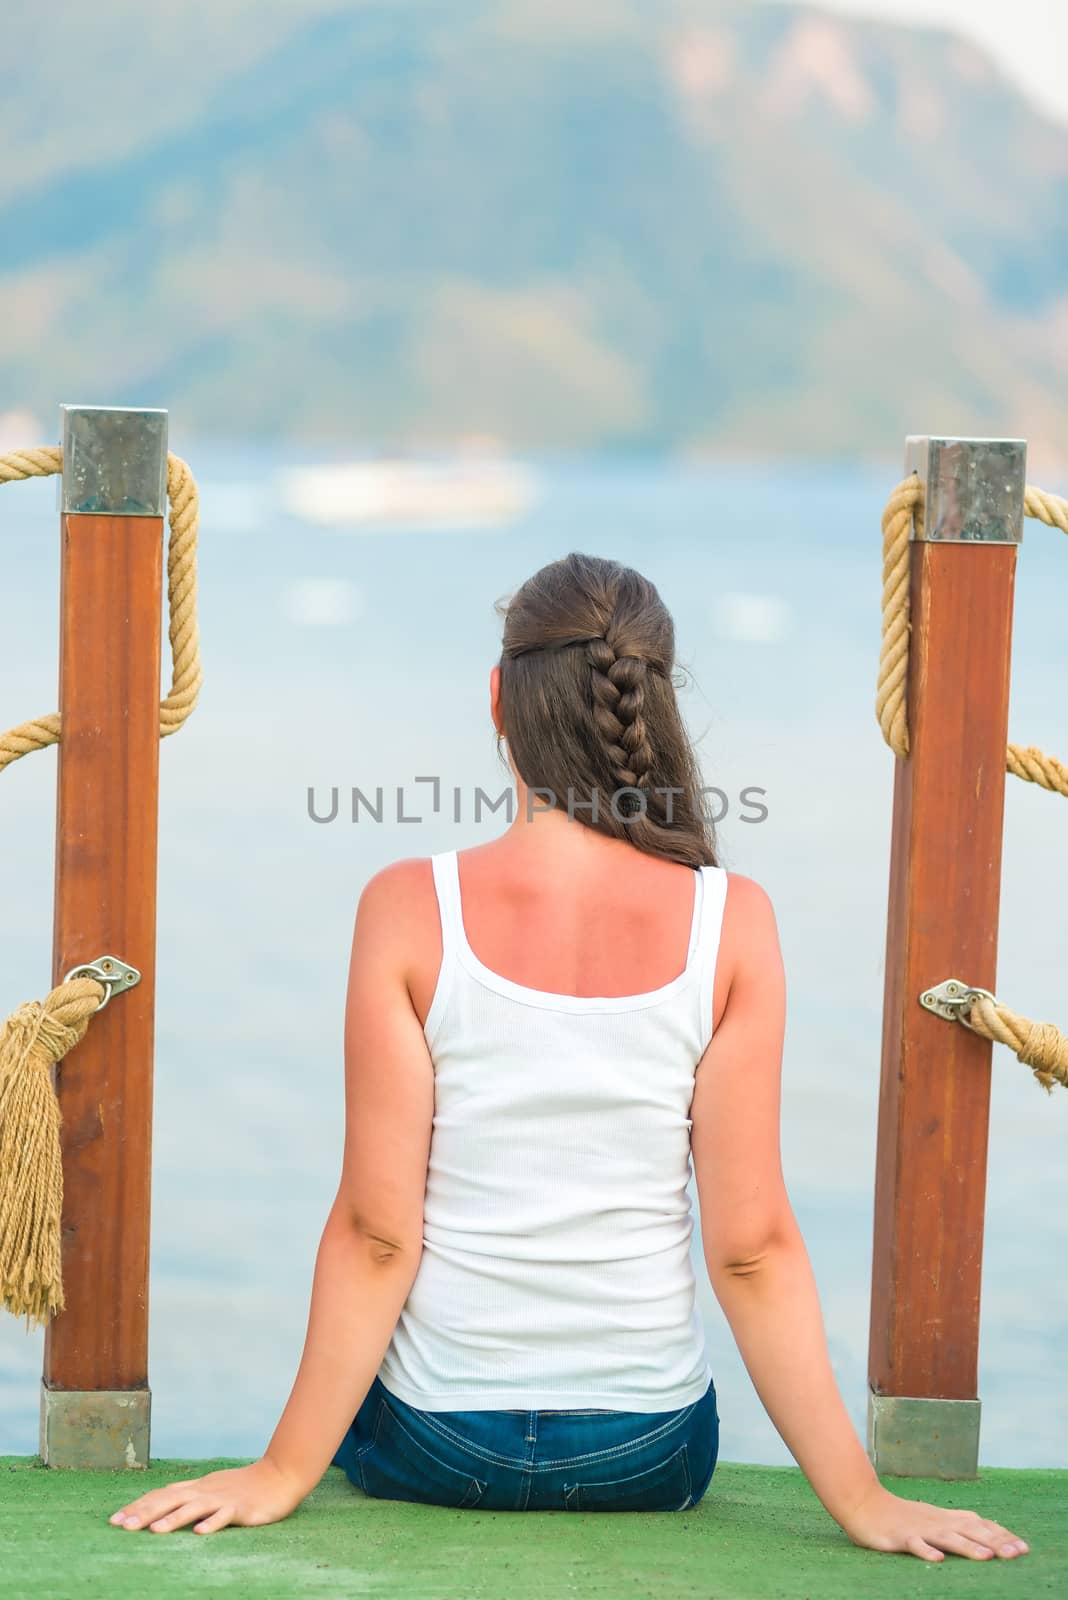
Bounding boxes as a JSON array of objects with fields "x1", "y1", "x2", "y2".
[
  {"x1": 876, "y1": 474, "x2": 1068, "y2": 794},
  {"x1": 956, "y1": 991, "x2": 1068, "y2": 1096},
  {"x1": 0, "y1": 446, "x2": 202, "y2": 772},
  {"x1": 0, "y1": 978, "x2": 106, "y2": 1327}
]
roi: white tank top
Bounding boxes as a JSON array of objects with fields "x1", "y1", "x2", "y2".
[{"x1": 376, "y1": 847, "x2": 729, "y2": 1413}]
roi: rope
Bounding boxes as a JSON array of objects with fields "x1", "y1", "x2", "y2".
[
  {"x1": 0, "y1": 977, "x2": 106, "y2": 1328},
  {"x1": 0, "y1": 446, "x2": 202, "y2": 772},
  {"x1": 956, "y1": 991, "x2": 1068, "y2": 1096},
  {"x1": 876, "y1": 475, "x2": 1068, "y2": 795}
]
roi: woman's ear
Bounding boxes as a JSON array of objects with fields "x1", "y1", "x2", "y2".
[{"x1": 489, "y1": 664, "x2": 503, "y2": 735}]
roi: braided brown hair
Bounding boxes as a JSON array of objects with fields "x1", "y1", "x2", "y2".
[{"x1": 495, "y1": 553, "x2": 717, "y2": 867}]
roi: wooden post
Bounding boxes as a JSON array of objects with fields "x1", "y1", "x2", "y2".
[
  {"x1": 40, "y1": 405, "x2": 168, "y2": 1469},
  {"x1": 867, "y1": 435, "x2": 1026, "y2": 1480}
]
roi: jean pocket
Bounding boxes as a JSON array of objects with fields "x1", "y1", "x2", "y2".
[
  {"x1": 562, "y1": 1443, "x2": 692, "y2": 1513},
  {"x1": 358, "y1": 1398, "x2": 486, "y2": 1510},
  {"x1": 547, "y1": 1410, "x2": 613, "y2": 1417}
]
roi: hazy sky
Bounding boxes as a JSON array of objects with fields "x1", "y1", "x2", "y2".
[{"x1": 773, "y1": 0, "x2": 1068, "y2": 125}]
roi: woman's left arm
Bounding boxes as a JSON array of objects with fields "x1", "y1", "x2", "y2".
[
  {"x1": 263, "y1": 860, "x2": 435, "y2": 1494},
  {"x1": 108, "y1": 862, "x2": 435, "y2": 1534}
]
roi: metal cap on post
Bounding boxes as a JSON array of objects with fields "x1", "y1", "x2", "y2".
[
  {"x1": 60, "y1": 404, "x2": 168, "y2": 516},
  {"x1": 903, "y1": 436, "x2": 1026, "y2": 544},
  {"x1": 867, "y1": 433, "x2": 1025, "y2": 1481},
  {"x1": 40, "y1": 405, "x2": 167, "y2": 1470}
]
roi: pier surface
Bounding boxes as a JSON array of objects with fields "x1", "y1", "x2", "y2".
[{"x1": 2, "y1": 1456, "x2": 1062, "y2": 1598}]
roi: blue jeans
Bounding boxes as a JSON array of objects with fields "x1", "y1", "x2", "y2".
[{"x1": 332, "y1": 1375, "x2": 719, "y2": 1512}]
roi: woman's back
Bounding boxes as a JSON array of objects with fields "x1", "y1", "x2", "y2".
[
  {"x1": 377, "y1": 835, "x2": 730, "y2": 1413},
  {"x1": 407, "y1": 835, "x2": 720, "y2": 1009}
]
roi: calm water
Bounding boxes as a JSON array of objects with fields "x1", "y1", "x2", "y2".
[{"x1": 1, "y1": 447, "x2": 1065, "y2": 1468}]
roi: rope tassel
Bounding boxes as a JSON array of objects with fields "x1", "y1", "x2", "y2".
[{"x1": 0, "y1": 979, "x2": 104, "y2": 1328}]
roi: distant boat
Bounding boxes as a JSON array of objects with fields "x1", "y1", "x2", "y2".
[{"x1": 277, "y1": 456, "x2": 538, "y2": 532}]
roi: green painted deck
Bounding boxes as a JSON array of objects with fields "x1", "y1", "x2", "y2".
[{"x1": 1, "y1": 1456, "x2": 1062, "y2": 1599}]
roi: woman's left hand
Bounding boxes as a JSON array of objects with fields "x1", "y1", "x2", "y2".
[{"x1": 108, "y1": 1456, "x2": 305, "y2": 1535}]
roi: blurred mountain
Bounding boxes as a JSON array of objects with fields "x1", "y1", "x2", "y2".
[{"x1": 2, "y1": 0, "x2": 1067, "y2": 463}]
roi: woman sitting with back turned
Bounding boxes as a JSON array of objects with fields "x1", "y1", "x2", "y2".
[{"x1": 108, "y1": 553, "x2": 1029, "y2": 1562}]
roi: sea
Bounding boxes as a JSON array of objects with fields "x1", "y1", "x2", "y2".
[{"x1": 1, "y1": 443, "x2": 1065, "y2": 1468}]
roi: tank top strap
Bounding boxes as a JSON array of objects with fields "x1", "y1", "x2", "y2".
[
  {"x1": 692, "y1": 864, "x2": 729, "y2": 1051},
  {"x1": 431, "y1": 848, "x2": 463, "y2": 949},
  {"x1": 423, "y1": 850, "x2": 462, "y2": 1047},
  {"x1": 684, "y1": 865, "x2": 705, "y2": 966}
]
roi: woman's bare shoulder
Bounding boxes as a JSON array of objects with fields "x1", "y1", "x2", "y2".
[
  {"x1": 715, "y1": 871, "x2": 782, "y2": 993},
  {"x1": 359, "y1": 854, "x2": 435, "y2": 897},
  {"x1": 722, "y1": 870, "x2": 779, "y2": 930},
  {"x1": 352, "y1": 857, "x2": 439, "y2": 943}
]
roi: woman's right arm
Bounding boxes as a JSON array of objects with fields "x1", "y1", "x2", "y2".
[{"x1": 689, "y1": 873, "x2": 1030, "y2": 1564}]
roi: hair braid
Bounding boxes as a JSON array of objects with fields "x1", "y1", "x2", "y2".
[{"x1": 586, "y1": 635, "x2": 655, "y2": 801}]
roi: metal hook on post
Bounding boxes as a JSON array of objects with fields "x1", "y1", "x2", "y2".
[
  {"x1": 919, "y1": 978, "x2": 997, "y2": 1032},
  {"x1": 62, "y1": 955, "x2": 142, "y2": 1014}
]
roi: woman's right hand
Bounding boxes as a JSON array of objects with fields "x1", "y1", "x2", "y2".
[
  {"x1": 108, "y1": 1456, "x2": 305, "y2": 1536},
  {"x1": 839, "y1": 1482, "x2": 1030, "y2": 1563}
]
